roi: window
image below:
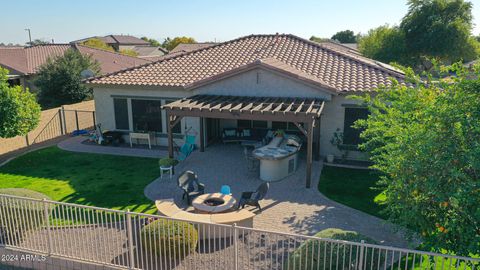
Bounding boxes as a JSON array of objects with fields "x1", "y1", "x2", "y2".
[
  {"x1": 170, "y1": 121, "x2": 182, "y2": 134},
  {"x1": 253, "y1": 121, "x2": 267, "y2": 128},
  {"x1": 343, "y1": 107, "x2": 369, "y2": 145},
  {"x1": 113, "y1": 98, "x2": 129, "y2": 130},
  {"x1": 237, "y1": 120, "x2": 252, "y2": 128},
  {"x1": 287, "y1": 122, "x2": 301, "y2": 132},
  {"x1": 272, "y1": 121, "x2": 288, "y2": 130},
  {"x1": 131, "y1": 99, "x2": 163, "y2": 132},
  {"x1": 237, "y1": 120, "x2": 268, "y2": 129}
]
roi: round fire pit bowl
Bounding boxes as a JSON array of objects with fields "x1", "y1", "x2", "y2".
[{"x1": 192, "y1": 193, "x2": 237, "y2": 213}]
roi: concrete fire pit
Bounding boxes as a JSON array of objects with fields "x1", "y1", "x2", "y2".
[{"x1": 192, "y1": 193, "x2": 237, "y2": 213}]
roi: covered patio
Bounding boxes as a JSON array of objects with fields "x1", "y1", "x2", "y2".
[{"x1": 162, "y1": 95, "x2": 325, "y2": 188}]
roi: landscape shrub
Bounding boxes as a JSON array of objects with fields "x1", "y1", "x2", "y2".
[
  {"x1": 0, "y1": 188, "x2": 51, "y2": 243},
  {"x1": 285, "y1": 228, "x2": 384, "y2": 270},
  {"x1": 140, "y1": 219, "x2": 198, "y2": 260}
]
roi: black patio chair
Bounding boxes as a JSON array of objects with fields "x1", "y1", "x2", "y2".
[
  {"x1": 177, "y1": 170, "x2": 205, "y2": 205},
  {"x1": 238, "y1": 182, "x2": 269, "y2": 211}
]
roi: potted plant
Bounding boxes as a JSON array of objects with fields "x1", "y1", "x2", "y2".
[
  {"x1": 275, "y1": 129, "x2": 285, "y2": 138},
  {"x1": 159, "y1": 157, "x2": 178, "y2": 168},
  {"x1": 159, "y1": 157, "x2": 179, "y2": 176}
]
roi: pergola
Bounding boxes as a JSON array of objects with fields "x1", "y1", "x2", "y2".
[{"x1": 162, "y1": 95, "x2": 325, "y2": 188}]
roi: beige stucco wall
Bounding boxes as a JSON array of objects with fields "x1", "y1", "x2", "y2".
[
  {"x1": 320, "y1": 94, "x2": 369, "y2": 160},
  {"x1": 193, "y1": 68, "x2": 332, "y2": 100}
]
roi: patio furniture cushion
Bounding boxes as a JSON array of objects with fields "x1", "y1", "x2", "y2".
[{"x1": 224, "y1": 129, "x2": 237, "y2": 137}]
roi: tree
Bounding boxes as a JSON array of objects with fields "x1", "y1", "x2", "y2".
[
  {"x1": 141, "y1": 37, "x2": 161, "y2": 47},
  {"x1": 353, "y1": 63, "x2": 480, "y2": 255},
  {"x1": 27, "y1": 39, "x2": 51, "y2": 46},
  {"x1": 331, "y1": 30, "x2": 357, "y2": 43},
  {"x1": 35, "y1": 49, "x2": 101, "y2": 108},
  {"x1": 309, "y1": 36, "x2": 333, "y2": 43},
  {"x1": 400, "y1": 0, "x2": 478, "y2": 64},
  {"x1": 162, "y1": 36, "x2": 196, "y2": 51},
  {"x1": 0, "y1": 68, "x2": 40, "y2": 138},
  {"x1": 81, "y1": 38, "x2": 115, "y2": 52},
  {"x1": 119, "y1": 49, "x2": 139, "y2": 57},
  {"x1": 358, "y1": 25, "x2": 409, "y2": 65}
]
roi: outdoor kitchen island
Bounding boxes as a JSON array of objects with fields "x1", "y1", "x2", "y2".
[{"x1": 253, "y1": 134, "x2": 302, "y2": 181}]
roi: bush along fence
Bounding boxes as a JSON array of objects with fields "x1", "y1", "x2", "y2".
[
  {"x1": 0, "y1": 100, "x2": 95, "y2": 156},
  {"x1": 0, "y1": 194, "x2": 478, "y2": 270}
]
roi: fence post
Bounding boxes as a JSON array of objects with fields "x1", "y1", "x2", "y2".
[
  {"x1": 75, "y1": 110, "x2": 80, "y2": 131},
  {"x1": 125, "y1": 210, "x2": 135, "y2": 270},
  {"x1": 42, "y1": 198, "x2": 52, "y2": 255},
  {"x1": 92, "y1": 111, "x2": 96, "y2": 127},
  {"x1": 58, "y1": 109, "x2": 64, "y2": 135},
  {"x1": 61, "y1": 106, "x2": 67, "y2": 133},
  {"x1": 358, "y1": 240, "x2": 365, "y2": 270},
  {"x1": 233, "y1": 223, "x2": 238, "y2": 270},
  {"x1": 25, "y1": 134, "x2": 30, "y2": 146}
]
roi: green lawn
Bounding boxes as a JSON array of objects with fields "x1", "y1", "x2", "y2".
[
  {"x1": 0, "y1": 147, "x2": 160, "y2": 213},
  {"x1": 318, "y1": 165, "x2": 387, "y2": 219}
]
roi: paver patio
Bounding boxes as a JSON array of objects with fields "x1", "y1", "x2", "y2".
[{"x1": 59, "y1": 136, "x2": 412, "y2": 248}]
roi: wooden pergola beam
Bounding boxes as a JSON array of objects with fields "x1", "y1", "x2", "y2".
[{"x1": 162, "y1": 95, "x2": 325, "y2": 188}]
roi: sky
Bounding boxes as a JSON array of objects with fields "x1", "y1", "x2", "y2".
[{"x1": 1, "y1": 0, "x2": 480, "y2": 45}]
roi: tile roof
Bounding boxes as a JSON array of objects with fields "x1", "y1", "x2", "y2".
[
  {"x1": 169, "y1": 43, "x2": 217, "y2": 54},
  {"x1": 75, "y1": 45, "x2": 151, "y2": 74},
  {"x1": 72, "y1": 35, "x2": 149, "y2": 46},
  {"x1": 132, "y1": 46, "x2": 168, "y2": 57},
  {"x1": 0, "y1": 44, "x2": 151, "y2": 75},
  {"x1": 0, "y1": 45, "x2": 70, "y2": 74},
  {"x1": 109, "y1": 35, "x2": 149, "y2": 45},
  {"x1": 88, "y1": 34, "x2": 406, "y2": 92}
]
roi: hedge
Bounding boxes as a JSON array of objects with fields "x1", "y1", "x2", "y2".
[
  {"x1": 285, "y1": 228, "x2": 384, "y2": 269},
  {"x1": 140, "y1": 219, "x2": 198, "y2": 260}
]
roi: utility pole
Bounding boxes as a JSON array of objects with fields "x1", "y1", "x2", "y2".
[{"x1": 24, "y1": 28, "x2": 32, "y2": 45}]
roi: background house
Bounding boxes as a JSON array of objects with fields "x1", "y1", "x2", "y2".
[
  {"x1": 71, "y1": 35, "x2": 168, "y2": 58},
  {"x1": 87, "y1": 34, "x2": 406, "y2": 161},
  {"x1": 168, "y1": 42, "x2": 216, "y2": 55},
  {"x1": 0, "y1": 44, "x2": 151, "y2": 92}
]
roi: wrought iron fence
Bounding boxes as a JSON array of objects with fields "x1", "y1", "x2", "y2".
[
  {"x1": 30, "y1": 109, "x2": 95, "y2": 145},
  {"x1": 0, "y1": 194, "x2": 478, "y2": 270}
]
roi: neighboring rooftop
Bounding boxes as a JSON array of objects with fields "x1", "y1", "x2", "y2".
[
  {"x1": 169, "y1": 42, "x2": 217, "y2": 54},
  {"x1": 341, "y1": 43, "x2": 358, "y2": 51},
  {"x1": 132, "y1": 46, "x2": 168, "y2": 58},
  {"x1": 0, "y1": 44, "x2": 151, "y2": 75},
  {"x1": 71, "y1": 35, "x2": 149, "y2": 46},
  {"x1": 88, "y1": 34, "x2": 406, "y2": 92}
]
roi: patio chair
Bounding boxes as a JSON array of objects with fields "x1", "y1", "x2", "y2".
[
  {"x1": 238, "y1": 182, "x2": 269, "y2": 211},
  {"x1": 244, "y1": 147, "x2": 259, "y2": 171},
  {"x1": 177, "y1": 170, "x2": 205, "y2": 205},
  {"x1": 177, "y1": 134, "x2": 196, "y2": 161}
]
